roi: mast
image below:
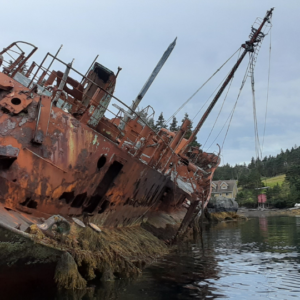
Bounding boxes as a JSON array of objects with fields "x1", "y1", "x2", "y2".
[
  {"x1": 181, "y1": 8, "x2": 274, "y2": 153},
  {"x1": 119, "y1": 38, "x2": 177, "y2": 130}
]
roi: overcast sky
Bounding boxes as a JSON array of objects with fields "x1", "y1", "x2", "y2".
[{"x1": 2, "y1": 1, "x2": 299, "y2": 165}]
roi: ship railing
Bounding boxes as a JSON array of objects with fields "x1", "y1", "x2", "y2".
[
  {"x1": 21, "y1": 52, "x2": 180, "y2": 155},
  {"x1": 0, "y1": 41, "x2": 38, "y2": 78},
  {"x1": 2, "y1": 47, "x2": 205, "y2": 196}
]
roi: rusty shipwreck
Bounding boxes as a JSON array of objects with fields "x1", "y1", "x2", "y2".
[{"x1": 0, "y1": 7, "x2": 273, "y2": 288}]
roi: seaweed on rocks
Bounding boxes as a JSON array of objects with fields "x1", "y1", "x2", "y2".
[
  {"x1": 26, "y1": 223, "x2": 169, "y2": 289},
  {"x1": 54, "y1": 252, "x2": 87, "y2": 289}
]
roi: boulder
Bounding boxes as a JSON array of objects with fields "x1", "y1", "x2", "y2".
[{"x1": 207, "y1": 196, "x2": 238, "y2": 213}]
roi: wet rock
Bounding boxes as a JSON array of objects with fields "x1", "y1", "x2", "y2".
[
  {"x1": 55, "y1": 252, "x2": 87, "y2": 289},
  {"x1": 101, "y1": 264, "x2": 115, "y2": 282},
  {"x1": 208, "y1": 196, "x2": 238, "y2": 213}
]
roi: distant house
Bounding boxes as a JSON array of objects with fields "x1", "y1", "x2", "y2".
[{"x1": 211, "y1": 180, "x2": 238, "y2": 199}]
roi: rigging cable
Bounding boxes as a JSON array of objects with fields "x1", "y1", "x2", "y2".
[
  {"x1": 206, "y1": 17, "x2": 273, "y2": 157},
  {"x1": 249, "y1": 16, "x2": 273, "y2": 161},
  {"x1": 205, "y1": 57, "x2": 252, "y2": 152},
  {"x1": 250, "y1": 51, "x2": 262, "y2": 160},
  {"x1": 192, "y1": 68, "x2": 232, "y2": 121},
  {"x1": 261, "y1": 28, "x2": 272, "y2": 155},
  {"x1": 202, "y1": 48, "x2": 242, "y2": 148},
  {"x1": 202, "y1": 76, "x2": 234, "y2": 149},
  {"x1": 165, "y1": 47, "x2": 241, "y2": 124},
  {"x1": 222, "y1": 57, "x2": 252, "y2": 150}
]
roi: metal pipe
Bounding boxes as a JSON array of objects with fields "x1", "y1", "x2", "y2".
[
  {"x1": 25, "y1": 61, "x2": 36, "y2": 78},
  {"x1": 36, "y1": 45, "x2": 62, "y2": 86},
  {"x1": 119, "y1": 37, "x2": 177, "y2": 130},
  {"x1": 46, "y1": 60, "x2": 74, "y2": 135},
  {"x1": 44, "y1": 44, "x2": 63, "y2": 77},
  {"x1": 52, "y1": 60, "x2": 73, "y2": 104},
  {"x1": 28, "y1": 53, "x2": 49, "y2": 88}
]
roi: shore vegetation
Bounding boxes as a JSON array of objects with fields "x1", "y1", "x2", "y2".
[{"x1": 213, "y1": 145, "x2": 300, "y2": 208}]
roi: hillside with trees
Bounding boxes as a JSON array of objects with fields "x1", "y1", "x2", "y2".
[
  {"x1": 213, "y1": 146, "x2": 300, "y2": 208},
  {"x1": 139, "y1": 108, "x2": 300, "y2": 208}
]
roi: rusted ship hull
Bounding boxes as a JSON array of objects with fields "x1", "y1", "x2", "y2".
[
  {"x1": 0, "y1": 40, "x2": 220, "y2": 288},
  {"x1": 0, "y1": 68, "x2": 218, "y2": 223}
]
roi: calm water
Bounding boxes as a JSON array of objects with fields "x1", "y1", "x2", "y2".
[{"x1": 5, "y1": 216, "x2": 300, "y2": 299}]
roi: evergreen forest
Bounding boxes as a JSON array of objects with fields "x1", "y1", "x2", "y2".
[{"x1": 213, "y1": 146, "x2": 300, "y2": 208}]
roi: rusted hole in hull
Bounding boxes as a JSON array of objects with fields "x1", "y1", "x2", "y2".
[
  {"x1": 20, "y1": 197, "x2": 31, "y2": 206},
  {"x1": 84, "y1": 161, "x2": 123, "y2": 213},
  {"x1": 151, "y1": 186, "x2": 160, "y2": 204},
  {"x1": 21, "y1": 198, "x2": 37, "y2": 209},
  {"x1": 98, "y1": 200, "x2": 110, "y2": 214},
  {"x1": 0, "y1": 160, "x2": 14, "y2": 169},
  {"x1": 27, "y1": 200, "x2": 38, "y2": 209},
  {"x1": 71, "y1": 192, "x2": 87, "y2": 208},
  {"x1": 59, "y1": 191, "x2": 75, "y2": 204},
  {"x1": 97, "y1": 155, "x2": 106, "y2": 170}
]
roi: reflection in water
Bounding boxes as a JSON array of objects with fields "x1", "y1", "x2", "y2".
[
  {"x1": 259, "y1": 216, "x2": 268, "y2": 232},
  {"x1": 3, "y1": 216, "x2": 300, "y2": 299}
]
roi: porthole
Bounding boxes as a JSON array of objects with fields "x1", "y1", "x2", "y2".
[
  {"x1": 66, "y1": 83, "x2": 74, "y2": 90},
  {"x1": 11, "y1": 98, "x2": 21, "y2": 105}
]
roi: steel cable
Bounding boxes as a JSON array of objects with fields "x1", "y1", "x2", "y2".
[
  {"x1": 165, "y1": 47, "x2": 241, "y2": 124},
  {"x1": 202, "y1": 48, "x2": 242, "y2": 148},
  {"x1": 205, "y1": 58, "x2": 251, "y2": 152},
  {"x1": 220, "y1": 58, "x2": 252, "y2": 151},
  {"x1": 262, "y1": 28, "x2": 272, "y2": 155}
]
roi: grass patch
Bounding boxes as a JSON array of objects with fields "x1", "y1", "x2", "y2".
[{"x1": 262, "y1": 174, "x2": 285, "y2": 188}]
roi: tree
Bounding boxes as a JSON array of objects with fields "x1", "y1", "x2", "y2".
[
  {"x1": 181, "y1": 113, "x2": 192, "y2": 139},
  {"x1": 286, "y1": 164, "x2": 300, "y2": 194},
  {"x1": 155, "y1": 112, "x2": 166, "y2": 131},
  {"x1": 181, "y1": 113, "x2": 201, "y2": 148},
  {"x1": 21, "y1": 62, "x2": 28, "y2": 75},
  {"x1": 212, "y1": 145, "x2": 300, "y2": 209},
  {"x1": 169, "y1": 117, "x2": 179, "y2": 132},
  {"x1": 148, "y1": 118, "x2": 155, "y2": 130}
]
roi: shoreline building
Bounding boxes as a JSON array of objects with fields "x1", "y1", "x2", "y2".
[{"x1": 211, "y1": 180, "x2": 238, "y2": 200}]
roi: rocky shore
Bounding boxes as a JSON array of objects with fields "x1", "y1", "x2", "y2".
[{"x1": 238, "y1": 207, "x2": 300, "y2": 218}]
